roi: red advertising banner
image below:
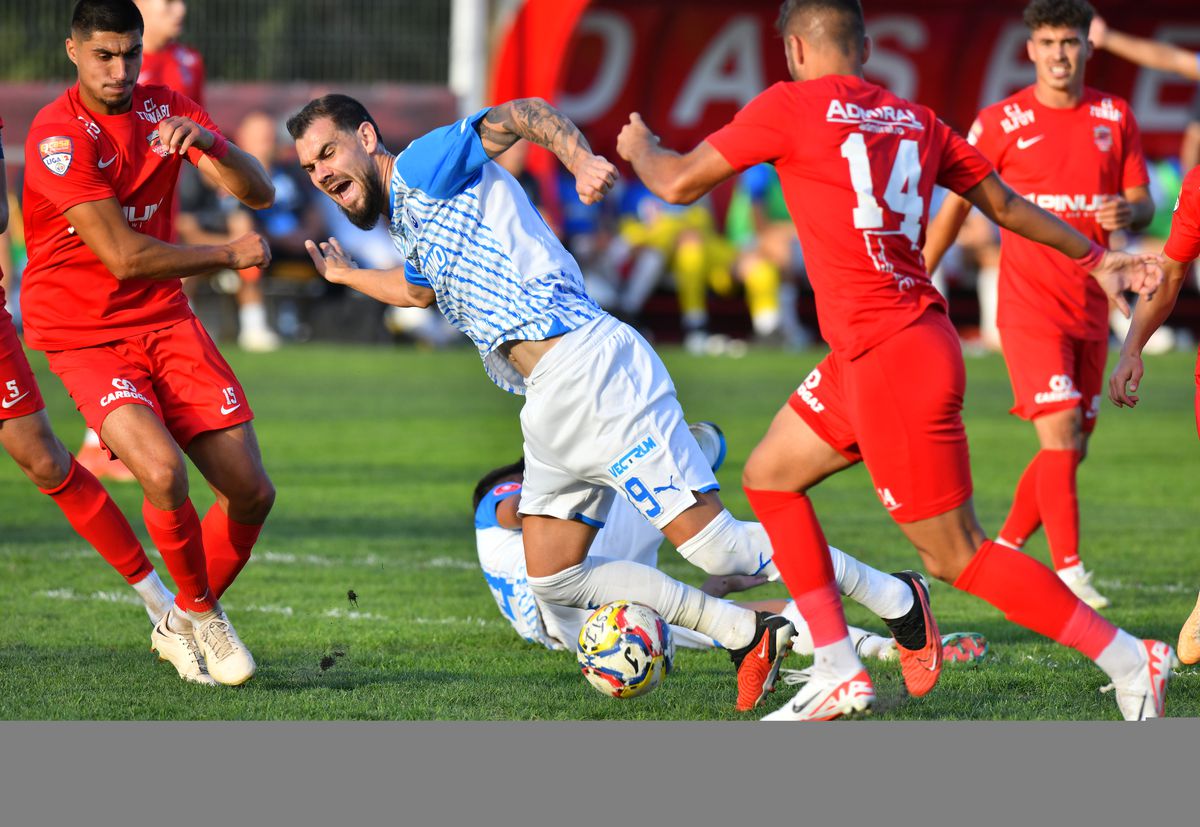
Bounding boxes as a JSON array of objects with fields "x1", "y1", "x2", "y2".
[{"x1": 496, "y1": 0, "x2": 1200, "y2": 162}]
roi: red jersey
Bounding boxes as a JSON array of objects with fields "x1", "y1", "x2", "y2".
[
  {"x1": 22, "y1": 83, "x2": 222, "y2": 351},
  {"x1": 1164, "y1": 166, "x2": 1200, "y2": 265},
  {"x1": 707, "y1": 76, "x2": 992, "y2": 359},
  {"x1": 139, "y1": 43, "x2": 206, "y2": 108},
  {"x1": 969, "y1": 87, "x2": 1149, "y2": 341}
]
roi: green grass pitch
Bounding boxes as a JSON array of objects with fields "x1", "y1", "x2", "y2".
[{"x1": 1, "y1": 341, "x2": 1197, "y2": 720}]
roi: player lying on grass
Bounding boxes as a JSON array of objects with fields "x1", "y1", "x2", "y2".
[
  {"x1": 1109, "y1": 163, "x2": 1200, "y2": 667},
  {"x1": 618, "y1": 0, "x2": 1171, "y2": 721},
  {"x1": 289, "y1": 92, "x2": 943, "y2": 712},
  {"x1": 473, "y1": 423, "x2": 989, "y2": 666}
]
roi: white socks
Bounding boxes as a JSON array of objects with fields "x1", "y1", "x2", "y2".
[
  {"x1": 1095, "y1": 629, "x2": 1146, "y2": 684},
  {"x1": 677, "y1": 511, "x2": 779, "y2": 580},
  {"x1": 239, "y1": 301, "x2": 270, "y2": 334},
  {"x1": 829, "y1": 547, "x2": 915, "y2": 620},
  {"x1": 527, "y1": 557, "x2": 757, "y2": 650},
  {"x1": 131, "y1": 570, "x2": 174, "y2": 623}
]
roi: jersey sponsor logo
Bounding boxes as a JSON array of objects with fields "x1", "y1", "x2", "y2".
[
  {"x1": 122, "y1": 199, "x2": 162, "y2": 226},
  {"x1": 135, "y1": 97, "x2": 173, "y2": 124},
  {"x1": 146, "y1": 129, "x2": 172, "y2": 158},
  {"x1": 999, "y1": 103, "x2": 1035, "y2": 134},
  {"x1": 824, "y1": 99, "x2": 924, "y2": 134},
  {"x1": 794, "y1": 367, "x2": 826, "y2": 414},
  {"x1": 1016, "y1": 135, "x2": 1044, "y2": 150},
  {"x1": 99, "y1": 377, "x2": 154, "y2": 408},
  {"x1": 1093, "y1": 125, "x2": 1113, "y2": 153},
  {"x1": 38, "y1": 136, "x2": 74, "y2": 176},
  {"x1": 608, "y1": 434, "x2": 661, "y2": 479},
  {"x1": 1034, "y1": 374, "x2": 1082, "y2": 405},
  {"x1": 1089, "y1": 98, "x2": 1123, "y2": 124},
  {"x1": 1024, "y1": 192, "x2": 1108, "y2": 216}
]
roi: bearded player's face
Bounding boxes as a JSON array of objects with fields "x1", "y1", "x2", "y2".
[
  {"x1": 296, "y1": 117, "x2": 387, "y2": 231},
  {"x1": 67, "y1": 30, "x2": 143, "y2": 114}
]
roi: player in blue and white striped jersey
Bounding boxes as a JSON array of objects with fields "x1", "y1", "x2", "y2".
[{"x1": 287, "y1": 94, "x2": 938, "y2": 711}]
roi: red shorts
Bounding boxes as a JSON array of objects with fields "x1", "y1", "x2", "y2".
[
  {"x1": 788, "y1": 309, "x2": 972, "y2": 523},
  {"x1": 45, "y1": 317, "x2": 253, "y2": 453},
  {"x1": 1194, "y1": 347, "x2": 1200, "y2": 441},
  {"x1": 0, "y1": 307, "x2": 45, "y2": 420},
  {"x1": 1000, "y1": 328, "x2": 1106, "y2": 434}
]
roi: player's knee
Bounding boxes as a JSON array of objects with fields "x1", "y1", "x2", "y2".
[
  {"x1": 527, "y1": 561, "x2": 588, "y2": 606},
  {"x1": 239, "y1": 475, "x2": 276, "y2": 521},
  {"x1": 677, "y1": 510, "x2": 770, "y2": 577},
  {"x1": 26, "y1": 446, "x2": 72, "y2": 490},
  {"x1": 140, "y1": 461, "x2": 190, "y2": 507}
]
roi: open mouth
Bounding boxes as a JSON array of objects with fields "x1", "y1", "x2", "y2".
[{"x1": 329, "y1": 179, "x2": 355, "y2": 203}]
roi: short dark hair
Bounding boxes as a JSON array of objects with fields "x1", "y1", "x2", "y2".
[
  {"x1": 1023, "y1": 0, "x2": 1094, "y2": 33},
  {"x1": 71, "y1": 0, "x2": 143, "y2": 38},
  {"x1": 286, "y1": 94, "x2": 382, "y2": 143},
  {"x1": 776, "y1": 0, "x2": 865, "y2": 57},
  {"x1": 472, "y1": 459, "x2": 525, "y2": 511}
]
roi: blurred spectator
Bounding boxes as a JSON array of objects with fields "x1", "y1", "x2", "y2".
[
  {"x1": 724, "y1": 163, "x2": 811, "y2": 347},
  {"x1": 135, "y1": 0, "x2": 204, "y2": 105},
  {"x1": 233, "y1": 110, "x2": 328, "y2": 350}
]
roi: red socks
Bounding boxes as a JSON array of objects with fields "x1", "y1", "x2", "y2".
[
  {"x1": 999, "y1": 449, "x2": 1081, "y2": 569},
  {"x1": 142, "y1": 498, "x2": 214, "y2": 612},
  {"x1": 744, "y1": 488, "x2": 850, "y2": 646},
  {"x1": 40, "y1": 459, "x2": 153, "y2": 584},
  {"x1": 954, "y1": 540, "x2": 1115, "y2": 658},
  {"x1": 202, "y1": 505, "x2": 262, "y2": 599}
]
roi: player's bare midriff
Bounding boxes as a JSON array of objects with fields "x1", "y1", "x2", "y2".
[{"x1": 499, "y1": 335, "x2": 566, "y2": 378}]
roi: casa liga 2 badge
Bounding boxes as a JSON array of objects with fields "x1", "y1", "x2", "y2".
[{"x1": 38, "y1": 136, "x2": 74, "y2": 176}]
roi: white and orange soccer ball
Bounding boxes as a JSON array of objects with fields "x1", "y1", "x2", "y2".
[{"x1": 576, "y1": 600, "x2": 674, "y2": 699}]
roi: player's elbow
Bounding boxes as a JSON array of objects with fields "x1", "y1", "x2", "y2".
[
  {"x1": 659, "y1": 178, "x2": 701, "y2": 206},
  {"x1": 241, "y1": 179, "x2": 275, "y2": 211}
]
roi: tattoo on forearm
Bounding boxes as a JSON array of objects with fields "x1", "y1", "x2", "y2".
[{"x1": 480, "y1": 98, "x2": 592, "y2": 169}]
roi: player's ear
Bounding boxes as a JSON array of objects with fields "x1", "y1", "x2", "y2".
[
  {"x1": 359, "y1": 121, "x2": 378, "y2": 152},
  {"x1": 861, "y1": 34, "x2": 872, "y2": 67},
  {"x1": 65, "y1": 36, "x2": 78, "y2": 67},
  {"x1": 1026, "y1": 38, "x2": 1036, "y2": 63}
]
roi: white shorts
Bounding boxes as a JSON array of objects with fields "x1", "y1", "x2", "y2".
[{"x1": 518, "y1": 314, "x2": 719, "y2": 530}]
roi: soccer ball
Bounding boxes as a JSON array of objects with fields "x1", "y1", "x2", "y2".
[{"x1": 576, "y1": 601, "x2": 674, "y2": 699}]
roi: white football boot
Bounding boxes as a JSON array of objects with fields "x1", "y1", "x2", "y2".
[
  {"x1": 150, "y1": 615, "x2": 217, "y2": 686},
  {"x1": 762, "y1": 666, "x2": 875, "y2": 721},
  {"x1": 192, "y1": 608, "x2": 257, "y2": 686},
  {"x1": 1107, "y1": 640, "x2": 1176, "y2": 721},
  {"x1": 1057, "y1": 564, "x2": 1110, "y2": 610}
]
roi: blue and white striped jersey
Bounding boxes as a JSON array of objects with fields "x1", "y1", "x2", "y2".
[{"x1": 386, "y1": 109, "x2": 604, "y2": 394}]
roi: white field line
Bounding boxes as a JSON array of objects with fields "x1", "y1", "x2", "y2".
[
  {"x1": 11, "y1": 547, "x2": 477, "y2": 571},
  {"x1": 34, "y1": 589, "x2": 503, "y2": 628}
]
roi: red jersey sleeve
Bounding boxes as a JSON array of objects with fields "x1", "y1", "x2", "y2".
[
  {"x1": 1119, "y1": 108, "x2": 1149, "y2": 191},
  {"x1": 1164, "y1": 168, "x2": 1200, "y2": 264},
  {"x1": 704, "y1": 82, "x2": 795, "y2": 172},
  {"x1": 24, "y1": 120, "x2": 116, "y2": 215},
  {"x1": 934, "y1": 119, "x2": 993, "y2": 196}
]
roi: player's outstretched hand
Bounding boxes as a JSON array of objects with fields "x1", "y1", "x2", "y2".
[
  {"x1": 1108, "y1": 350, "x2": 1144, "y2": 408},
  {"x1": 305, "y1": 236, "x2": 358, "y2": 284},
  {"x1": 1088, "y1": 250, "x2": 1164, "y2": 318},
  {"x1": 616, "y1": 112, "x2": 658, "y2": 163},
  {"x1": 574, "y1": 153, "x2": 618, "y2": 205},
  {"x1": 701, "y1": 573, "x2": 770, "y2": 599},
  {"x1": 228, "y1": 232, "x2": 270, "y2": 270},
  {"x1": 156, "y1": 116, "x2": 215, "y2": 155}
]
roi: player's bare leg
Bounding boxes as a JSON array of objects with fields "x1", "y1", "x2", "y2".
[
  {"x1": 102, "y1": 405, "x2": 252, "y2": 685},
  {"x1": 187, "y1": 422, "x2": 275, "y2": 598},
  {"x1": 523, "y1": 510, "x2": 791, "y2": 710},
  {"x1": 76, "y1": 426, "x2": 136, "y2": 482},
  {"x1": 999, "y1": 405, "x2": 1109, "y2": 608},
  {"x1": 0, "y1": 409, "x2": 172, "y2": 622}
]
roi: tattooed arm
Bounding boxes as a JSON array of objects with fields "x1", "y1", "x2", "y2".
[{"x1": 476, "y1": 97, "x2": 617, "y2": 205}]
